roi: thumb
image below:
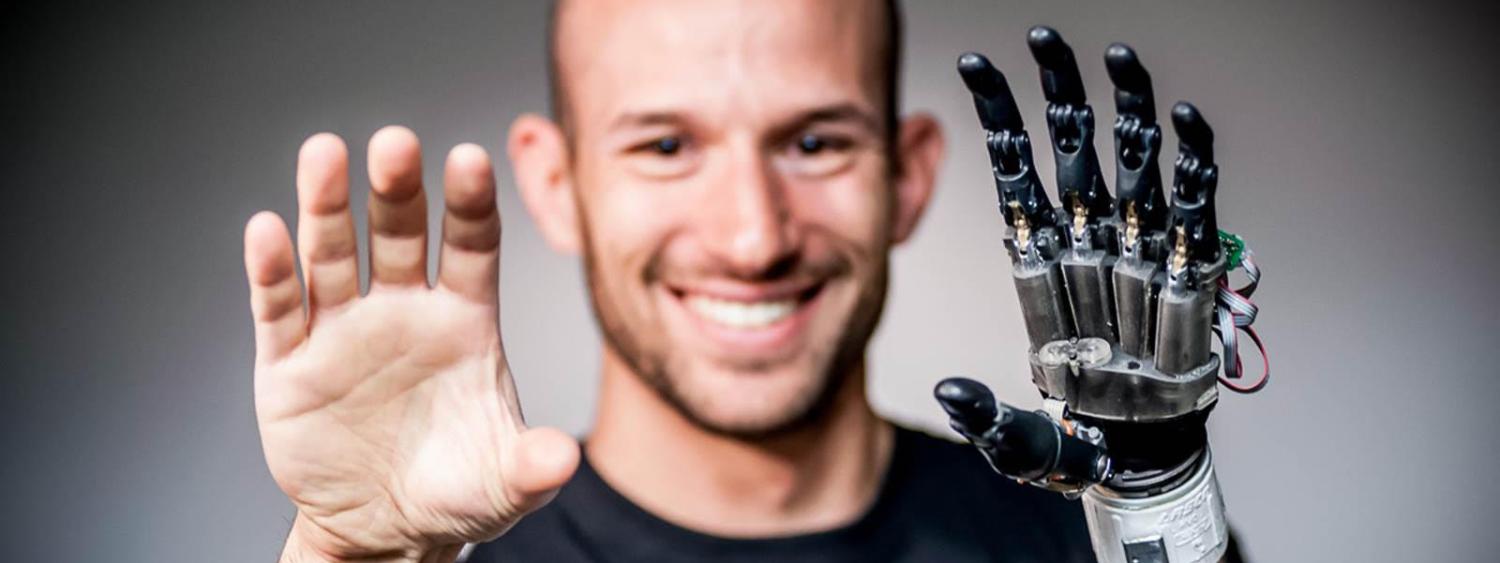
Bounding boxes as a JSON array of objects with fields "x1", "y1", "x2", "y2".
[{"x1": 502, "y1": 427, "x2": 580, "y2": 516}]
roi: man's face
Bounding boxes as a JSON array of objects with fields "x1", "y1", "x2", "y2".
[{"x1": 557, "y1": 0, "x2": 902, "y2": 437}]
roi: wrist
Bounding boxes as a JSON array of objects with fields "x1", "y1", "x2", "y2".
[
  {"x1": 279, "y1": 528, "x2": 343, "y2": 563},
  {"x1": 280, "y1": 522, "x2": 352, "y2": 563},
  {"x1": 280, "y1": 514, "x2": 458, "y2": 563},
  {"x1": 1085, "y1": 409, "x2": 1210, "y2": 473},
  {"x1": 281, "y1": 517, "x2": 374, "y2": 563}
]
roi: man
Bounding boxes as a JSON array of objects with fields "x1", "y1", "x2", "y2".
[{"x1": 243, "y1": 0, "x2": 1096, "y2": 561}]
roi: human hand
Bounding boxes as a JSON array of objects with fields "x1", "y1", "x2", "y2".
[{"x1": 244, "y1": 127, "x2": 578, "y2": 562}]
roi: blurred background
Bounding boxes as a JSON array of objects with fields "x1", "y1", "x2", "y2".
[{"x1": 3, "y1": 0, "x2": 1497, "y2": 561}]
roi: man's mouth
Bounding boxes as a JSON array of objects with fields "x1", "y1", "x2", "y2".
[
  {"x1": 662, "y1": 281, "x2": 825, "y2": 356},
  {"x1": 681, "y1": 287, "x2": 818, "y2": 329}
]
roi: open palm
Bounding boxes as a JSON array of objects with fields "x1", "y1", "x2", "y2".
[{"x1": 243, "y1": 127, "x2": 577, "y2": 561}]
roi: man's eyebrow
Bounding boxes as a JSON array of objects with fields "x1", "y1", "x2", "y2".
[
  {"x1": 605, "y1": 103, "x2": 884, "y2": 141},
  {"x1": 773, "y1": 103, "x2": 884, "y2": 139},
  {"x1": 608, "y1": 110, "x2": 691, "y2": 132},
  {"x1": 800, "y1": 104, "x2": 881, "y2": 128}
]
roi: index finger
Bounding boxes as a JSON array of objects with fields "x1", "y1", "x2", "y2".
[
  {"x1": 957, "y1": 51, "x2": 1026, "y2": 132},
  {"x1": 956, "y1": 52, "x2": 1055, "y2": 229},
  {"x1": 244, "y1": 211, "x2": 307, "y2": 361}
]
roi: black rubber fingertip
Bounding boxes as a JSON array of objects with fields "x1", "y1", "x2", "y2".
[
  {"x1": 1027, "y1": 26, "x2": 1065, "y2": 65},
  {"x1": 957, "y1": 52, "x2": 993, "y2": 78},
  {"x1": 1025, "y1": 27, "x2": 1086, "y2": 104},
  {"x1": 1028, "y1": 25, "x2": 1059, "y2": 45},
  {"x1": 1171, "y1": 101, "x2": 1214, "y2": 144},
  {"x1": 935, "y1": 377, "x2": 998, "y2": 433},
  {"x1": 1171, "y1": 101, "x2": 1198, "y2": 120},
  {"x1": 1104, "y1": 43, "x2": 1144, "y2": 84},
  {"x1": 1029, "y1": 31, "x2": 1074, "y2": 73},
  {"x1": 956, "y1": 52, "x2": 1005, "y2": 97},
  {"x1": 1104, "y1": 44, "x2": 1131, "y2": 69},
  {"x1": 956, "y1": 52, "x2": 987, "y2": 74},
  {"x1": 935, "y1": 376, "x2": 986, "y2": 401}
]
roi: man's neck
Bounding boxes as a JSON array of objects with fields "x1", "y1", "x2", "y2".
[{"x1": 586, "y1": 351, "x2": 895, "y2": 538}]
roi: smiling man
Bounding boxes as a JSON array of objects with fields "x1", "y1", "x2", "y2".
[{"x1": 244, "y1": 0, "x2": 1098, "y2": 561}]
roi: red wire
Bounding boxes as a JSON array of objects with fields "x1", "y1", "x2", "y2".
[
  {"x1": 1216, "y1": 276, "x2": 1269, "y2": 393},
  {"x1": 1220, "y1": 326, "x2": 1269, "y2": 393}
]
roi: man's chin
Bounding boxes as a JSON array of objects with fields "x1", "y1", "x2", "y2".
[{"x1": 653, "y1": 359, "x2": 843, "y2": 440}]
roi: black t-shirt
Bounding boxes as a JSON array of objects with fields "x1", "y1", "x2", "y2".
[{"x1": 465, "y1": 425, "x2": 1098, "y2": 562}]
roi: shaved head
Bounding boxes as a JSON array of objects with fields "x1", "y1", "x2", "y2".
[{"x1": 546, "y1": 0, "x2": 902, "y2": 144}]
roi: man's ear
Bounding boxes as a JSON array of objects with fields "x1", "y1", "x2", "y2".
[
  {"x1": 892, "y1": 112, "x2": 945, "y2": 245},
  {"x1": 508, "y1": 113, "x2": 582, "y2": 255}
]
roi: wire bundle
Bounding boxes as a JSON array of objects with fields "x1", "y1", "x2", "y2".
[{"x1": 1214, "y1": 247, "x2": 1268, "y2": 393}]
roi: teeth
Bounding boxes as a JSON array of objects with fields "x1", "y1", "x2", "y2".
[{"x1": 684, "y1": 295, "x2": 798, "y2": 329}]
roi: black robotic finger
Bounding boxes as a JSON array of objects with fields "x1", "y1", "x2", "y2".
[
  {"x1": 958, "y1": 53, "x2": 1025, "y2": 132},
  {"x1": 1105, "y1": 43, "x2": 1168, "y2": 250},
  {"x1": 1026, "y1": 27, "x2": 1112, "y2": 228},
  {"x1": 1152, "y1": 102, "x2": 1222, "y2": 376},
  {"x1": 1104, "y1": 44, "x2": 1155, "y2": 122},
  {"x1": 1027, "y1": 26, "x2": 1086, "y2": 105},
  {"x1": 935, "y1": 377, "x2": 1110, "y2": 486},
  {"x1": 1168, "y1": 102, "x2": 1220, "y2": 267},
  {"x1": 1172, "y1": 102, "x2": 1216, "y2": 165},
  {"x1": 934, "y1": 377, "x2": 999, "y2": 436},
  {"x1": 1105, "y1": 44, "x2": 1169, "y2": 360},
  {"x1": 957, "y1": 52, "x2": 1055, "y2": 231},
  {"x1": 1024, "y1": 27, "x2": 1119, "y2": 342}
]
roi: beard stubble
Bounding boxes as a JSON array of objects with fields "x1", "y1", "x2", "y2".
[{"x1": 578, "y1": 226, "x2": 890, "y2": 441}]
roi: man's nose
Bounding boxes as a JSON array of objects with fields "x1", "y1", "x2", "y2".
[{"x1": 703, "y1": 146, "x2": 798, "y2": 278}]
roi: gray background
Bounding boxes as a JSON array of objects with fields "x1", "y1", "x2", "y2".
[{"x1": 3, "y1": 0, "x2": 1497, "y2": 561}]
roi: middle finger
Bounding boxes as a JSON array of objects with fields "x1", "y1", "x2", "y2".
[{"x1": 367, "y1": 125, "x2": 430, "y2": 288}]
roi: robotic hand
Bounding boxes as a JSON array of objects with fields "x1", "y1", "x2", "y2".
[{"x1": 934, "y1": 27, "x2": 1268, "y2": 563}]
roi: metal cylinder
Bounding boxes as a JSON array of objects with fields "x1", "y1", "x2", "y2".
[
  {"x1": 1029, "y1": 354, "x2": 1070, "y2": 399},
  {"x1": 1111, "y1": 258, "x2": 1159, "y2": 357},
  {"x1": 1062, "y1": 249, "x2": 1118, "y2": 341},
  {"x1": 1152, "y1": 284, "x2": 1214, "y2": 375},
  {"x1": 1013, "y1": 260, "x2": 1074, "y2": 350},
  {"x1": 1081, "y1": 449, "x2": 1228, "y2": 563}
]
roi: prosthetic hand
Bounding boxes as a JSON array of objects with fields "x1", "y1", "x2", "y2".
[{"x1": 934, "y1": 27, "x2": 1267, "y2": 563}]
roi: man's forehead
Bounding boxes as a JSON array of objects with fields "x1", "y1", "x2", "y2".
[{"x1": 553, "y1": 0, "x2": 889, "y2": 131}]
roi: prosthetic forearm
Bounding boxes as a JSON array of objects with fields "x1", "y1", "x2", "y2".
[{"x1": 935, "y1": 27, "x2": 1267, "y2": 563}]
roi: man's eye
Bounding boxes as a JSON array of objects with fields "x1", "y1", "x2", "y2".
[
  {"x1": 777, "y1": 133, "x2": 857, "y2": 177},
  {"x1": 793, "y1": 134, "x2": 850, "y2": 156},
  {"x1": 797, "y1": 134, "x2": 827, "y2": 154},
  {"x1": 641, "y1": 136, "x2": 682, "y2": 156},
  {"x1": 624, "y1": 135, "x2": 697, "y2": 179}
]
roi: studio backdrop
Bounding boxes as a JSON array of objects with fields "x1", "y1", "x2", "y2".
[{"x1": 2, "y1": 1, "x2": 1497, "y2": 561}]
